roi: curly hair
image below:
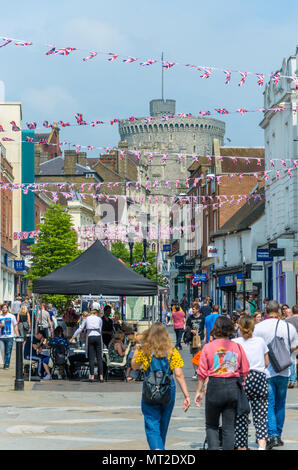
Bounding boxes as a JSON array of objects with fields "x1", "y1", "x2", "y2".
[{"x1": 140, "y1": 322, "x2": 173, "y2": 358}]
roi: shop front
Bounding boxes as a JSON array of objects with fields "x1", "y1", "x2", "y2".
[{"x1": 217, "y1": 270, "x2": 243, "y2": 312}]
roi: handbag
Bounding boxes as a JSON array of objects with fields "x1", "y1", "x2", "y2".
[
  {"x1": 267, "y1": 320, "x2": 292, "y2": 373},
  {"x1": 183, "y1": 327, "x2": 192, "y2": 344},
  {"x1": 192, "y1": 350, "x2": 202, "y2": 367},
  {"x1": 235, "y1": 343, "x2": 250, "y2": 416},
  {"x1": 192, "y1": 334, "x2": 201, "y2": 349},
  {"x1": 142, "y1": 354, "x2": 173, "y2": 405}
]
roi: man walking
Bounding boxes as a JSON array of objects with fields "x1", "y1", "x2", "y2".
[
  {"x1": 11, "y1": 296, "x2": 22, "y2": 318},
  {"x1": 254, "y1": 300, "x2": 298, "y2": 449},
  {"x1": 204, "y1": 305, "x2": 220, "y2": 344},
  {"x1": 186, "y1": 302, "x2": 205, "y2": 379},
  {"x1": 0, "y1": 304, "x2": 19, "y2": 369}
]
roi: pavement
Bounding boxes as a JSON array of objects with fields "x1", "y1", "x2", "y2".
[{"x1": 0, "y1": 328, "x2": 298, "y2": 450}]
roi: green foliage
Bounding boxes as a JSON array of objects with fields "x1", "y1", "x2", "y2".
[
  {"x1": 110, "y1": 240, "x2": 167, "y2": 286},
  {"x1": 26, "y1": 204, "x2": 81, "y2": 312}
]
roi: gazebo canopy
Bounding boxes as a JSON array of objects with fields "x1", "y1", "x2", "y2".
[{"x1": 33, "y1": 240, "x2": 158, "y2": 296}]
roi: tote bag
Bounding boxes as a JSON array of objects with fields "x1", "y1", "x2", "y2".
[{"x1": 267, "y1": 320, "x2": 292, "y2": 373}]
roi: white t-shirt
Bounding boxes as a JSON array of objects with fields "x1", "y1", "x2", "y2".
[
  {"x1": 92, "y1": 301, "x2": 100, "y2": 311},
  {"x1": 232, "y1": 336, "x2": 268, "y2": 374},
  {"x1": 11, "y1": 300, "x2": 21, "y2": 315},
  {"x1": 254, "y1": 318, "x2": 298, "y2": 378},
  {"x1": 0, "y1": 313, "x2": 17, "y2": 338}
]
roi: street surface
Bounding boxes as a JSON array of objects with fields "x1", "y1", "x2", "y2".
[{"x1": 0, "y1": 327, "x2": 298, "y2": 450}]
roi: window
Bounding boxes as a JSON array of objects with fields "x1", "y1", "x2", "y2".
[
  {"x1": 213, "y1": 210, "x2": 217, "y2": 232},
  {"x1": 206, "y1": 214, "x2": 209, "y2": 245}
]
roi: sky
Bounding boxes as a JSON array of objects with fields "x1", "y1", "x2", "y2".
[{"x1": 0, "y1": 0, "x2": 297, "y2": 155}]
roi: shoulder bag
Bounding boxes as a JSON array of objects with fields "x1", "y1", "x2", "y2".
[
  {"x1": 267, "y1": 320, "x2": 292, "y2": 373},
  {"x1": 235, "y1": 343, "x2": 250, "y2": 416}
]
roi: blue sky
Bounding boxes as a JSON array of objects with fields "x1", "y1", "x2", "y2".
[{"x1": 0, "y1": 0, "x2": 297, "y2": 153}]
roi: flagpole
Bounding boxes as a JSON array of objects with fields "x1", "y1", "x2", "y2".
[{"x1": 161, "y1": 52, "x2": 164, "y2": 101}]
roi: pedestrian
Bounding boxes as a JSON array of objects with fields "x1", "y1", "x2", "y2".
[
  {"x1": 70, "y1": 309, "x2": 104, "y2": 383},
  {"x1": 24, "y1": 329, "x2": 51, "y2": 379},
  {"x1": 252, "y1": 311, "x2": 263, "y2": 324},
  {"x1": 280, "y1": 304, "x2": 290, "y2": 320},
  {"x1": 37, "y1": 304, "x2": 53, "y2": 339},
  {"x1": 131, "y1": 322, "x2": 190, "y2": 450},
  {"x1": 101, "y1": 305, "x2": 114, "y2": 348},
  {"x1": 200, "y1": 298, "x2": 212, "y2": 318},
  {"x1": 221, "y1": 308, "x2": 230, "y2": 319},
  {"x1": 233, "y1": 315, "x2": 269, "y2": 450},
  {"x1": 262, "y1": 298, "x2": 269, "y2": 317},
  {"x1": 235, "y1": 294, "x2": 243, "y2": 312},
  {"x1": 285, "y1": 305, "x2": 298, "y2": 389},
  {"x1": 195, "y1": 316, "x2": 250, "y2": 450},
  {"x1": 247, "y1": 294, "x2": 257, "y2": 316},
  {"x1": 11, "y1": 296, "x2": 22, "y2": 318},
  {"x1": 0, "y1": 304, "x2": 19, "y2": 369},
  {"x1": 180, "y1": 293, "x2": 189, "y2": 313},
  {"x1": 186, "y1": 302, "x2": 205, "y2": 379},
  {"x1": 204, "y1": 304, "x2": 220, "y2": 343},
  {"x1": 254, "y1": 300, "x2": 298, "y2": 449},
  {"x1": 172, "y1": 303, "x2": 186, "y2": 350},
  {"x1": 17, "y1": 305, "x2": 31, "y2": 340}
]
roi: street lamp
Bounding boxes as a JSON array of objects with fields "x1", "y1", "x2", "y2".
[{"x1": 126, "y1": 232, "x2": 136, "y2": 266}]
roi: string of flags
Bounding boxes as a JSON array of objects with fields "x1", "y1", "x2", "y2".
[
  {"x1": 0, "y1": 106, "x2": 293, "y2": 135},
  {"x1": 0, "y1": 35, "x2": 297, "y2": 88}
]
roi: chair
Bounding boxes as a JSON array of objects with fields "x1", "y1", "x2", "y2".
[
  {"x1": 105, "y1": 343, "x2": 131, "y2": 382},
  {"x1": 50, "y1": 343, "x2": 69, "y2": 379}
]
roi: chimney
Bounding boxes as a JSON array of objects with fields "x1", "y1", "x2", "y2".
[
  {"x1": 77, "y1": 152, "x2": 87, "y2": 167},
  {"x1": 64, "y1": 150, "x2": 77, "y2": 174}
]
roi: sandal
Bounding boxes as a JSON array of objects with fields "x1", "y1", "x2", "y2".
[{"x1": 288, "y1": 382, "x2": 295, "y2": 388}]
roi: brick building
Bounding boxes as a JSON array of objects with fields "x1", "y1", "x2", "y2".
[{"x1": 0, "y1": 143, "x2": 16, "y2": 302}]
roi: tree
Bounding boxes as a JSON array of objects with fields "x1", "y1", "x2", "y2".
[
  {"x1": 26, "y1": 204, "x2": 81, "y2": 312},
  {"x1": 110, "y1": 240, "x2": 167, "y2": 286}
]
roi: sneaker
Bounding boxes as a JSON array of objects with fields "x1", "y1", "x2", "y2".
[
  {"x1": 3, "y1": 365, "x2": 9, "y2": 369},
  {"x1": 266, "y1": 436, "x2": 279, "y2": 450},
  {"x1": 58, "y1": 375, "x2": 63, "y2": 380},
  {"x1": 43, "y1": 375, "x2": 51, "y2": 380},
  {"x1": 276, "y1": 437, "x2": 284, "y2": 447},
  {"x1": 192, "y1": 374, "x2": 198, "y2": 380}
]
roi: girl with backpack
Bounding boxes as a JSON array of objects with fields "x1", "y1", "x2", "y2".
[{"x1": 131, "y1": 323, "x2": 190, "y2": 450}]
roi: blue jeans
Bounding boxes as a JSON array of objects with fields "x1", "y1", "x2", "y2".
[
  {"x1": 289, "y1": 363, "x2": 296, "y2": 383},
  {"x1": 174, "y1": 329, "x2": 184, "y2": 349},
  {"x1": 0, "y1": 337, "x2": 14, "y2": 367},
  {"x1": 267, "y1": 376, "x2": 289, "y2": 438},
  {"x1": 141, "y1": 381, "x2": 176, "y2": 450}
]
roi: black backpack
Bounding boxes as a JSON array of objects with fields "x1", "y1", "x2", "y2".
[
  {"x1": 142, "y1": 354, "x2": 173, "y2": 405},
  {"x1": 52, "y1": 343, "x2": 67, "y2": 366}
]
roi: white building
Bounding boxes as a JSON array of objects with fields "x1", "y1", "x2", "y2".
[
  {"x1": 211, "y1": 195, "x2": 265, "y2": 312},
  {"x1": 259, "y1": 47, "x2": 298, "y2": 306}
]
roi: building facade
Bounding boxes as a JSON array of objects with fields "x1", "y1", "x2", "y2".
[{"x1": 259, "y1": 47, "x2": 298, "y2": 305}]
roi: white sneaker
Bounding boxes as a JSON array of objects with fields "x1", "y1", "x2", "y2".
[
  {"x1": 58, "y1": 375, "x2": 62, "y2": 380},
  {"x1": 43, "y1": 375, "x2": 51, "y2": 380},
  {"x1": 192, "y1": 374, "x2": 197, "y2": 380}
]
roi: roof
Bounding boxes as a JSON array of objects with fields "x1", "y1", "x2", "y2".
[
  {"x1": 219, "y1": 147, "x2": 265, "y2": 173},
  {"x1": 211, "y1": 192, "x2": 265, "y2": 238},
  {"x1": 33, "y1": 240, "x2": 157, "y2": 296},
  {"x1": 38, "y1": 156, "x2": 96, "y2": 176}
]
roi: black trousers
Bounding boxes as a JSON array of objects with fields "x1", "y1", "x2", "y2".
[
  {"x1": 88, "y1": 336, "x2": 103, "y2": 376},
  {"x1": 205, "y1": 377, "x2": 238, "y2": 450}
]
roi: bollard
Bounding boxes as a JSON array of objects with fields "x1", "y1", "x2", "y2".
[{"x1": 14, "y1": 336, "x2": 24, "y2": 391}]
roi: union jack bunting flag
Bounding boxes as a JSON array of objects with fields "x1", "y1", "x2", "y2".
[
  {"x1": 200, "y1": 67, "x2": 211, "y2": 79},
  {"x1": 54, "y1": 47, "x2": 76, "y2": 56},
  {"x1": 75, "y1": 113, "x2": 87, "y2": 125},
  {"x1": 223, "y1": 69, "x2": 231, "y2": 84},
  {"x1": 199, "y1": 111, "x2": 211, "y2": 116},
  {"x1": 26, "y1": 122, "x2": 37, "y2": 129},
  {"x1": 45, "y1": 46, "x2": 56, "y2": 55},
  {"x1": 178, "y1": 113, "x2": 192, "y2": 117},
  {"x1": 256, "y1": 73, "x2": 264, "y2": 87},
  {"x1": 110, "y1": 119, "x2": 120, "y2": 125},
  {"x1": 43, "y1": 121, "x2": 52, "y2": 128},
  {"x1": 15, "y1": 41, "x2": 32, "y2": 46},
  {"x1": 83, "y1": 51, "x2": 97, "y2": 61},
  {"x1": 87, "y1": 146, "x2": 95, "y2": 151},
  {"x1": 128, "y1": 116, "x2": 137, "y2": 122},
  {"x1": 108, "y1": 53, "x2": 119, "y2": 61},
  {"x1": 271, "y1": 74, "x2": 281, "y2": 85},
  {"x1": 26, "y1": 136, "x2": 34, "y2": 142},
  {"x1": 2, "y1": 137, "x2": 14, "y2": 141},
  {"x1": 0, "y1": 125, "x2": 4, "y2": 132},
  {"x1": 123, "y1": 57, "x2": 138, "y2": 63},
  {"x1": 139, "y1": 59, "x2": 156, "y2": 66},
  {"x1": 0, "y1": 38, "x2": 12, "y2": 48},
  {"x1": 38, "y1": 138, "x2": 48, "y2": 144},
  {"x1": 238, "y1": 71, "x2": 248, "y2": 87},
  {"x1": 236, "y1": 108, "x2": 248, "y2": 115},
  {"x1": 59, "y1": 141, "x2": 69, "y2": 146},
  {"x1": 215, "y1": 108, "x2": 229, "y2": 114},
  {"x1": 162, "y1": 62, "x2": 176, "y2": 69},
  {"x1": 90, "y1": 120, "x2": 104, "y2": 126},
  {"x1": 58, "y1": 121, "x2": 70, "y2": 127},
  {"x1": 10, "y1": 121, "x2": 21, "y2": 131}
]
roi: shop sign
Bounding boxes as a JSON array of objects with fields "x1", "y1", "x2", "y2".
[
  {"x1": 177, "y1": 274, "x2": 185, "y2": 283},
  {"x1": 218, "y1": 272, "x2": 243, "y2": 287},
  {"x1": 207, "y1": 246, "x2": 217, "y2": 258},
  {"x1": 257, "y1": 249, "x2": 273, "y2": 262}
]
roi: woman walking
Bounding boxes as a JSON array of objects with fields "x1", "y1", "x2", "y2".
[
  {"x1": 172, "y1": 303, "x2": 186, "y2": 350},
  {"x1": 232, "y1": 315, "x2": 269, "y2": 450},
  {"x1": 131, "y1": 322, "x2": 190, "y2": 450},
  {"x1": 17, "y1": 305, "x2": 31, "y2": 340},
  {"x1": 70, "y1": 309, "x2": 104, "y2": 382},
  {"x1": 195, "y1": 316, "x2": 250, "y2": 450}
]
